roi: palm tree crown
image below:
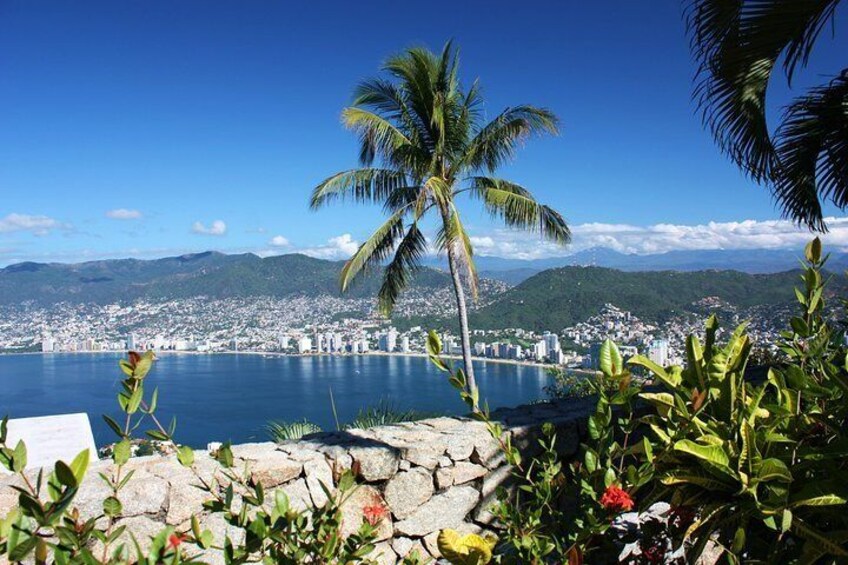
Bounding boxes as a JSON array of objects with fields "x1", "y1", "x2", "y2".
[
  {"x1": 311, "y1": 42, "x2": 569, "y2": 408},
  {"x1": 311, "y1": 42, "x2": 570, "y2": 313},
  {"x1": 688, "y1": 0, "x2": 846, "y2": 231}
]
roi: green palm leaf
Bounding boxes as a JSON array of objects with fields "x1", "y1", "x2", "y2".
[
  {"x1": 470, "y1": 177, "x2": 571, "y2": 243},
  {"x1": 687, "y1": 0, "x2": 845, "y2": 229},
  {"x1": 339, "y1": 210, "x2": 406, "y2": 292},
  {"x1": 772, "y1": 74, "x2": 848, "y2": 229},
  {"x1": 377, "y1": 222, "x2": 427, "y2": 315},
  {"x1": 311, "y1": 168, "x2": 408, "y2": 209}
]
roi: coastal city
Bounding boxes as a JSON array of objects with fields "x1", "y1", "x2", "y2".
[{"x1": 0, "y1": 288, "x2": 789, "y2": 370}]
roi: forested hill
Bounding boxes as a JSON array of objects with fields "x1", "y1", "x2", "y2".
[
  {"x1": 0, "y1": 252, "x2": 452, "y2": 306},
  {"x1": 468, "y1": 266, "x2": 842, "y2": 331}
]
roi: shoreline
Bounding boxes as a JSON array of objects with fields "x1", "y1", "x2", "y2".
[{"x1": 1, "y1": 349, "x2": 596, "y2": 375}]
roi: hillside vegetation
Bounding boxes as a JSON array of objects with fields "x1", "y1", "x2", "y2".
[
  {"x1": 468, "y1": 266, "x2": 837, "y2": 331},
  {"x1": 0, "y1": 252, "x2": 452, "y2": 305}
]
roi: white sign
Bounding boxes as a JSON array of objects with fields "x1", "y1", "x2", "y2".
[{"x1": 2, "y1": 413, "x2": 97, "y2": 472}]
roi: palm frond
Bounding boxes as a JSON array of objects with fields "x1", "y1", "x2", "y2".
[
  {"x1": 470, "y1": 177, "x2": 571, "y2": 244},
  {"x1": 772, "y1": 73, "x2": 848, "y2": 230},
  {"x1": 311, "y1": 168, "x2": 408, "y2": 209},
  {"x1": 339, "y1": 209, "x2": 406, "y2": 292},
  {"x1": 347, "y1": 78, "x2": 433, "y2": 171},
  {"x1": 687, "y1": 0, "x2": 841, "y2": 182},
  {"x1": 377, "y1": 222, "x2": 427, "y2": 315},
  {"x1": 462, "y1": 106, "x2": 559, "y2": 173},
  {"x1": 342, "y1": 107, "x2": 411, "y2": 166}
]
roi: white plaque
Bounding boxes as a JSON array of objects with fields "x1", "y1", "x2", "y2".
[{"x1": 2, "y1": 413, "x2": 97, "y2": 473}]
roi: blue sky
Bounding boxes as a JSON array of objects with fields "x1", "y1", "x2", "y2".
[{"x1": 1, "y1": 0, "x2": 846, "y2": 265}]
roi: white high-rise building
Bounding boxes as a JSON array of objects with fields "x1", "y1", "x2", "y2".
[
  {"x1": 314, "y1": 333, "x2": 325, "y2": 354},
  {"x1": 278, "y1": 335, "x2": 290, "y2": 351},
  {"x1": 543, "y1": 332, "x2": 561, "y2": 355},
  {"x1": 648, "y1": 339, "x2": 669, "y2": 366},
  {"x1": 379, "y1": 328, "x2": 398, "y2": 352},
  {"x1": 297, "y1": 336, "x2": 313, "y2": 354},
  {"x1": 41, "y1": 335, "x2": 55, "y2": 353},
  {"x1": 400, "y1": 336, "x2": 410, "y2": 353},
  {"x1": 442, "y1": 336, "x2": 457, "y2": 355},
  {"x1": 533, "y1": 340, "x2": 547, "y2": 361}
]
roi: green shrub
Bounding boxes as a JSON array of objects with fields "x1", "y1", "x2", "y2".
[
  {"x1": 430, "y1": 238, "x2": 848, "y2": 564},
  {"x1": 544, "y1": 366, "x2": 605, "y2": 400}
]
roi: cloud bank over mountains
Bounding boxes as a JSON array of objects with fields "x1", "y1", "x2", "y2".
[
  {"x1": 2, "y1": 212, "x2": 846, "y2": 266},
  {"x1": 469, "y1": 217, "x2": 848, "y2": 259}
]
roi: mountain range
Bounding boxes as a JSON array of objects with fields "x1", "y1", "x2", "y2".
[
  {"x1": 0, "y1": 251, "x2": 451, "y2": 306},
  {"x1": 2, "y1": 249, "x2": 842, "y2": 331}
]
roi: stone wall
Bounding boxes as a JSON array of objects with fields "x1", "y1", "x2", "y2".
[{"x1": 0, "y1": 397, "x2": 597, "y2": 564}]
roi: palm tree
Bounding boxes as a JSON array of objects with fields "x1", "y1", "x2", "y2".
[
  {"x1": 311, "y1": 42, "x2": 569, "y2": 410},
  {"x1": 687, "y1": 0, "x2": 846, "y2": 231}
]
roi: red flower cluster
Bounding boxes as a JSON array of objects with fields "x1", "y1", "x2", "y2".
[
  {"x1": 168, "y1": 533, "x2": 184, "y2": 550},
  {"x1": 362, "y1": 502, "x2": 387, "y2": 526},
  {"x1": 599, "y1": 485, "x2": 634, "y2": 512}
]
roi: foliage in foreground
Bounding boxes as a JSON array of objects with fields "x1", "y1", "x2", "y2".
[
  {"x1": 687, "y1": 0, "x2": 848, "y2": 230},
  {"x1": 428, "y1": 238, "x2": 848, "y2": 563}
]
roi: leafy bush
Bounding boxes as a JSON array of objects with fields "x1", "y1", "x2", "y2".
[
  {"x1": 429, "y1": 238, "x2": 848, "y2": 564},
  {"x1": 544, "y1": 366, "x2": 604, "y2": 400}
]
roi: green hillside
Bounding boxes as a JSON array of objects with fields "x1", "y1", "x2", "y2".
[
  {"x1": 468, "y1": 266, "x2": 835, "y2": 331},
  {"x1": 0, "y1": 252, "x2": 452, "y2": 305}
]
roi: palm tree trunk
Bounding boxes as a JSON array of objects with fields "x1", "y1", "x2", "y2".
[{"x1": 445, "y1": 245, "x2": 479, "y2": 412}]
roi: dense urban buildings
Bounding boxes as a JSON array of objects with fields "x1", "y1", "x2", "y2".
[{"x1": 0, "y1": 286, "x2": 790, "y2": 369}]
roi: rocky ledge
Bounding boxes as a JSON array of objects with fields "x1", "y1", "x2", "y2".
[{"x1": 0, "y1": 397, "x2": 597, "y2": 564}]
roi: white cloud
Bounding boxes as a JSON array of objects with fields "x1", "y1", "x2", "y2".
[
  {"x1": 106, "y1": 208, "x2": 142, "y2": 220},
  {"x1": 466, "y1": 217, "x2": 848, "y2": 259},
  {"x1": 0, "y1": 213, "x2": 62, "y2": 236},
  {"x1": 301, "y1": 233, "x2": 359, "y2": 260},
  {"x1": 269, "y1": 235, "x2": 290, "y2": 247},
  {"x1": 191, "y1": 220, "x2": 227, "y2": 236}
]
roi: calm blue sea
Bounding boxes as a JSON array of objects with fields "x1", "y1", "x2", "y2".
[{"x1": 0, "y1": 353, "x2": 553, "y2": 447}]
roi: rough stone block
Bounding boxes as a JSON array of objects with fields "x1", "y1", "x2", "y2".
[
  {"x1": 339, "y1": 484, "x2": 393, "y2": 541},
  {"x1": 451, "y1": 461, "x2": 487, "y2": 485},
  {"x1": 394, "y1": 486, "x2": 480, "y2": 537},
  {"x1": 245, "y1": 451, "x2": 303, "y2": 488},
  {"x1": 349, "y1": 445, "x2": 399, "y2": 482},
  {"x1": 384, "y1": 467, "x2": 434, "y2": 520},
  {"x1": 304, "y1": 457, "x2": 334, "y2": 508}
]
